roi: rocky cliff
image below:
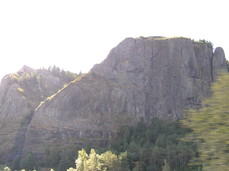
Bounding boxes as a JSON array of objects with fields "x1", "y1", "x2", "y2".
[
  {"x1": 0, "y1": 66, "x2": 78, "y2": 162},
  {"x1": 23, "y1": 37, "x2": 228, "y2": 154}
]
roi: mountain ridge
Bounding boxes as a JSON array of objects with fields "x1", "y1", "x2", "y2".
[
  {"x1": 24, "y1": 37, "x2": 228, "y2": 156},
  {"x1": 0, "y1": 66, "x2": 79, "y2": 162},
  {"x1": 0, "y1": 36, "x2": 227, "y2": 163}
]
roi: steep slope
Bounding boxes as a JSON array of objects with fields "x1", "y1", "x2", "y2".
[
  {"x1": 24, "y1": 37, "x2": 228, "y2": 155},
  {"x1": 0, "y1": 66, "x2": 78, "y2": 162}
]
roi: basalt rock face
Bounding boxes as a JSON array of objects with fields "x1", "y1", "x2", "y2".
[
  {"x1": 24, "y1": 37, "x2": 228, "y2": 154},
  {"x1": 0, "y1": 66, "x2": 78, "y2": 162},
  {"x1": 212, "y1": 47, "x2": 228, "y2": 81}
]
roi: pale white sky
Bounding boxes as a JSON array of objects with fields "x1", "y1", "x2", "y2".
[{"x1": 0, "y1": 0, "x2": 228, "y2": 80}]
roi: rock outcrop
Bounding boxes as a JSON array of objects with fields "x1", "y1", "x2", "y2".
[
  {"x1": 23, "y1": 37, "x2": 228, "y2": 154},
  {"x1": 0, "y1": 66, "x2": 78, "y2": 162}
]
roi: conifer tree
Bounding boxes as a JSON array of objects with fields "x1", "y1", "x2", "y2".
[
  {"x1": 86, "y1": 149, "x2": 99, "y2": 171},
  {"x1": 75, "y1": 149, "x2": 88, "y2": 171}
]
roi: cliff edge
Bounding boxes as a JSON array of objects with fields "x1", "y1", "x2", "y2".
[{"x1": 24, "y1": 37, "x2": 228, "y2": 154}]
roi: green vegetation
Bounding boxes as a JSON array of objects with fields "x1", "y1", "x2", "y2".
[
  {"x1": 156, "y1": 36, "x2": 190, "y2": 40},
  {"x1": 193, "y1": 39, "x2": 213, "y2": 49},
  {"x1": 182, "y1": 72, "x2": 229, "y2": 171},
  {"x1": 63, "y1": 118, "x2": 200, "y2": 171},
  {"x1": 43, "y1": 145, "x2": 77, "y2": 171},
  {"x1": 20, "y1": 152, "x2": 36, "y2": 171},
  {"x1": 105, "y1": 118, "x2": 200, "y2": 171},
  {"x1": 7, "y1": 145, "x2": 78, "y2": 171},
  {"x1": 139, "y1": 36, "x2": 190, "y2": 41},
  {"x1": 68, "y1": 149, "x2": 128, "y2": 171},
  {"x1": 48, "y1": 65, "x2": 80, "y2": 83},
  {"x1": 36, "y1": 73, "x2": 87, "y2": 110},
  {"x1": 9, "y1": 65, "x2": 79, "y2": 88},
  {"x1": 138, "y1": 36, "x2": 214, "y2": 49},
  {"x1": 17, "y1": 87, "x2": 25, "y2": 93},
  {"x1": 3, "y1": 118, "x2": 199, "y2": 171}
]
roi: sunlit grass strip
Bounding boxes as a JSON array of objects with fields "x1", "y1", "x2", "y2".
[{"x1": 36, "y1": 73, "x2": 88, "y2": 110}]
